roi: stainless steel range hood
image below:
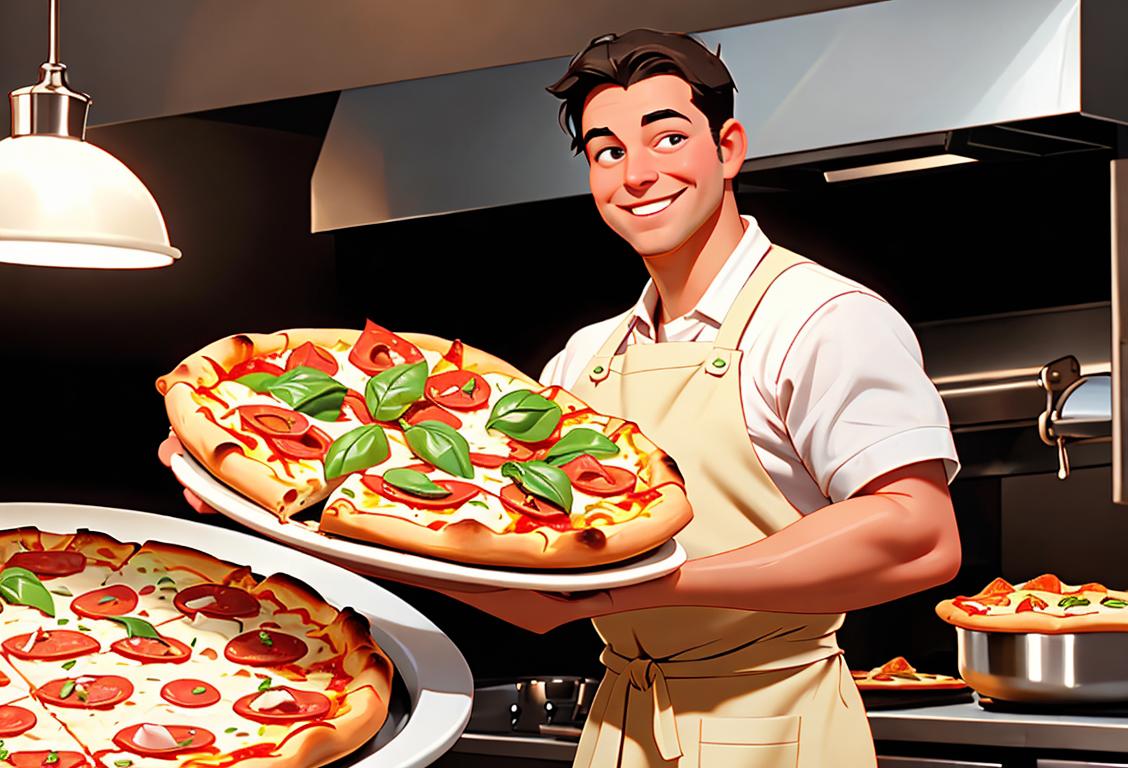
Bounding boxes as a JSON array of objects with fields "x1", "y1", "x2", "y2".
[{"x1": 312, "y1": 0, "x2": 1128, "y2": 232}]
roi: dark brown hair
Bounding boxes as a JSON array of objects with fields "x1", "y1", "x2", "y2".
[{"x1": 546, "y1": 29, "x2": 736, "y2": 155}]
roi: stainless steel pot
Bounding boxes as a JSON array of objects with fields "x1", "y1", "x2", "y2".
[{"x1": 957, "y1": 628, "x2": 1128, "y2": 702}]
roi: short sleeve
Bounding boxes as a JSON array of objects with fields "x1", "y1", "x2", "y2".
[
  {"x1": 776, "y1": 293, "x2": 960, "y2": 502},
  {"x1": 540, "y1": 349, "x2": 568, "y2": 388}
]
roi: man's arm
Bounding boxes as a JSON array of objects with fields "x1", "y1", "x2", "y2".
[{"x1": 434, "y1": 458, "x2": 959, "y2": 633}]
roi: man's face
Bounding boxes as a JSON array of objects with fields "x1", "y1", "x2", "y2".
[{"x1": 581, "y1": 74, "x2": 726, "y2": 257}]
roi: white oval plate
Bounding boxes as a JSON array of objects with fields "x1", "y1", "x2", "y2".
[
  {"x1": 171, "y1": 451, "x2": 687, "y2": 591},
  {"x1": 0, "y1": 502, "x2": 472, "y2": 768}
]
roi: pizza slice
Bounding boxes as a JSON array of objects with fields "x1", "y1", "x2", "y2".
[
  {"x1": 936, "y1": 574, "x2": 1128, "y2": 633},
  {"x1": 850, "y1": 657, "x2": 968, "y2": 690}
]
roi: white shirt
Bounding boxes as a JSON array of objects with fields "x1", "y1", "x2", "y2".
[{"x1": 541, "y1": 216, "x2": 960, "y2": 514}]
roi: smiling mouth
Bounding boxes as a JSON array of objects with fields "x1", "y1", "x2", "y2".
[{"x1": 620, "y1": 189, "x2": 685, "y2": 217}]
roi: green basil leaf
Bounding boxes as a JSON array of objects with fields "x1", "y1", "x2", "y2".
[
  {"x1": 1058, "y1": 596, "x2": 1091, "y2": 609},
  {"x1": 258, "y1": 677, "x2": 272, "y2": 691},
  {"x1": 545, "y1": 428, "x2": 620, "y2": 466},
  {"x1": 259, "y1": 630, "x2": 274, "y2": 647},
  {"x1": 61, "y1": 660, "x2": 76, "y2": 670},
  {"x1": 461, "y1": 377, "x2": 477, "y2": 395},
  {"x1": 501, "y1": 460, "x2": 573, "y2": 513},
  {"x1": 486, "y1": 390, "x2": 562, "y2": 442},
  {"x1": 45, "y1": 752, "x2": 59, "y2": 764},
  {"x1": 107, "y1": 615, "x2": 163, "y2": 640},
  {"x1": 1102, "y1": 597, "x2": 1128, "y2": 609},
  {"x1": 323, "y1": 424, "x2": 390, "y2": 480},
  {"x1": 403, "y1": 420, "x2": 474, "y2": 479},
  {"x1": 235, "y1": 373, "x2": 277, "y2": 392},
  {"x1": 365, "y1": 362, "x2": 428, "y2": 421},
  {"x1": 264, "y1": 366, "x2": 347, "y2": 421},
  {"x1": 383, "y1": 468, "x2": 452, "y2": 499},
  {"x1": 59, "y1": 681, "x2": 75, "y2": 699},
  {"x1": 0, "y1": 567, "x2": 55, "y2": 617}
]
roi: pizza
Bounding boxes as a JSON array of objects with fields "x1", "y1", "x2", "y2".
[
  {"x1": 0, "y1": 527, "x2": 394, "y2": 768},
  {"x1": 936, "y1": 574, "x2": 1128, "y2": 633},
  {"x1": 850, "y1": 657, "x2": 967, "y2": 691},
  {"x1": 156, "y1": 322, "x2": 691, "y2": 569}
]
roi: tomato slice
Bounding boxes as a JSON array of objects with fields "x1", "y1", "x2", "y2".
[
  {"x1": 6, "y1": 751, "x2": 89, "y2": 768},
  {"x1": 348, "y1": 320, "x2": 424, "y2": 375},
  {"x1": 5, "y1": 551, "x2": 85, "y2": 578},
  {"x1": 403, "y1": 402, "x2": 462, "y2": 430},
  {"x1": 111, "y1": 636, "x2": 192, "y2": 664},
  {"x1": 442, "y1": 339, "x2": 464, "y2": 368},
  {"x1": 173, "y1": 584, "x2": 260, "y2": 619},
  {"x1": 161, "y1": 679, "x2": 221, "y2": 708},
  {"x1": 0, "y1": 704, "x2": 36, "y2": 737},
  {"x1": 232, "y1": 686, "x2": 332, "y2": 724},
  {"x1": 361, "y1": 476, "x2": 482, "y2": 511},
  {"x1": 560, "y1": 456, "x2": 636, "y2": 496},
  {"x1": 225, "y1": 630, "x2": 308, "y2": 666},
  {"x1": 38, "y1": 675, "x2": 133, "y2": 709},
  {"x1": 499, "y1": 484, "x2": 572, "y2": 527},
  {"x1": 425, "y1": 370, "x2": 490, "y2": 411},
  {"x1": 70, "y1": 585, "x2": 138, "y2": 619},
  {"x1": 113, "y1": 724, "x2": 216, "y2": 757},
  {"x1": 286, "y1": 341, "x2": 339, "y2": 376},
  {"x1": 268, "y1": 427, "x2": 332, "y2": 461},
  {"x1": 469, "y1": 452, "x2": 508, "y2": 469},
  {"x1": 3, "y1": 630, "x2": 99, "y2": 661},
  {"x1": 340, "y1": 390, "x2": 373, "y2": 424},
  {"x1": 227, "y1": 358, "x2": 286, "y2": 380},
  {"x1": 238, "y1": 405, "x2": 310, "y2": 439}
]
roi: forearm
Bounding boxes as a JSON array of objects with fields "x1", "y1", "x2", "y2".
[{"x1": 609, "y1": 465, "x2": 961, "y2": 615}]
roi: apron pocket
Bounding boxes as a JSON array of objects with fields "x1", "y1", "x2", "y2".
[{"x1": 696, "y1": 714, "x2": 800, "y2": 768}]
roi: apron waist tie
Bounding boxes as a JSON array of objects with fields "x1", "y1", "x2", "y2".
[{"x1": 596, "y1": 649, "x2": 683, "y2": 763}]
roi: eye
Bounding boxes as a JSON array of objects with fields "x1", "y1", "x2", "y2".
[
  {"x1": 655, "y1": 134, "x2": 686, "y2": 150},
  {"x1": 594, "y1": 146, "x2": 625, "y2": 167}
]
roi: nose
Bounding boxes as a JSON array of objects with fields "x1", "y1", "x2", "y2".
[{"x1": 623, "y1": 151, "x2": 658, "y2": 193}]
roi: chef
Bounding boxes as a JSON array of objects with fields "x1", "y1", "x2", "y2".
[{"x1": 430, "y1": 29, "x2": 963, "y2": 767}]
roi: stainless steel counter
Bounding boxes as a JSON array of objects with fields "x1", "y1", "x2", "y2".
[{"x1": 450, "y1": 699, "x2": 1128, "y2": 762}]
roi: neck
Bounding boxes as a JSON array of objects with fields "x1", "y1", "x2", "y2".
[{"x1": 643, "y1": 189, "x2": 746, "y2": 324}]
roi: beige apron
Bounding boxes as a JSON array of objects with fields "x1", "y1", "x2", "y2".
[{"x1": 569, "y1": 246, "x2": 876, "y2": 768}]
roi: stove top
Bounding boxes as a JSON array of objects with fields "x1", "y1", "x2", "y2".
[{"x1": 979, "y1": 696, "x2": 1128, "y2": 717}]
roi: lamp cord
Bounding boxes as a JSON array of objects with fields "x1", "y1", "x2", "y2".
[{"x1": 48, "y1": 0, "x2": 59, "y2": 64}]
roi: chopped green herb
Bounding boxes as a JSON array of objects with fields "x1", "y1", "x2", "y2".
[
  {"x1": 258, "y1": 630, "x2": 274, "y2": 647},
  {"x1": 225, "y1": 727, "x2": 238, "y2": 734},
  {"x1": 177, "y1": 737, "x2": 194, "y2": 747},
  {"x1": 76, "y1": 688, "x2": 88, "y2": 703},
  {"x1": 258, "y1": 677, "x2": 272, "y2": 691},
  {"x1": 468, "y1": 500, "x2": 489, "y2": 509},
  {"x1": 98, "y1": 595, "x2": 117, "y2": 605},
  {"x1": 1102, "y1": 597, "x2": 1128, "y2": 609},
  {"x1": 114, "y1": 761, "x2": 133, "y2": 767},
  {"x1": 56, "y1": 618, "x2": 69, "y2": 626},
  {"x1": 45, "y1": 751, "x2": 59, "y2": 764},
  {"x1": 192, "y1": 686, "x2": 207, "y2": 695},
  {"x1": 1058, "y1": 596, "x2": 1091, "y2": 609},
  {"x1": 61, "y1": 660, "x2": 76, "y2": 671},
  {"x1": 190, "y1": 637, "x2": 197, "y2": 647},
  {"x1": 59, "y1": 681, "x2": 76, "y2": 699},
  {"x1": 340, "y1": 488, "x2": 356, "y2": 499},
  {"x1": 461, "y1": 377, "x2": 477, "y2": 395},
  {"x1": 258, "y1": 726, "x2": 266, "y2": 737},
  {"x1": 77, "y1": 625, "x2": 91, "y2": 632},
  {"x1": 146, "y1": 678, "x2": 160, "y2": 682},
  {"x1": 157, "y1": 576, "x2": 176, "y2": 585}
]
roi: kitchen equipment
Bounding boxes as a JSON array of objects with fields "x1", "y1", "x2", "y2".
[
  {"x1": 958, "y1": 627, "x2": 1128, "y2": 703},
  {"x1": 467, "y1": 676, "x2": 598, "y2": 738},
  {"x1": 0, "y1": 502, "x2": 473, "y2": 768},
  {"x1": 171, "y1": 450, "x2": 687, "y2": 591}
]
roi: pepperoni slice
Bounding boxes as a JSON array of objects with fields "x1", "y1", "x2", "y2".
[
  {"x1": 268, "y1": 427, "x2": 333, "y2": 461},
  {"x1": 70, "y1": 585, "x2": 138, "y2": 619},
  {"x1": 38, "y1": 675, "x2": 133, "y2": 709},
  {"x1": 425, "y1": 370, "x2": 491, "y2": 411},
  {"x1": 6, "y1": 751, "x2": 89, "y2": 768},
  {"x1": 286, "y1": 341, "x2": 339, "y2": 376},
  {"x1": 161, "y1": 679, "x2": 221, "y2": 708},
  {"x1": 0, "y1": 704, "x2": 36, "y2": 737},
  {"x1": 3, "y1": 630, "x2": 99, "y2": 661},
  {"x1": 111, "y1": 636, "x2": 192, "y2": 664},
  {"x1": 112, "y1": 724, "x2": 216, "y2": 757},
  {"x1": 560, "y1": 455, "x2": 636, "y2": 496},
  {"x1": 499, "y1": 484, "x2": 572, "y2": 526},
  {"x1": 403, "y1": 402, "x2": 462, "y2": 430},
  {"x1": 225, "y1": 630, "x2": 307, "y2": 666},
  {"x1": 173, "y1": 584, "x2": 260, "y2": 619},
  {"x1": 238, "y1": 405, "x2": 310, "y2": 439},
  {"x1": 5, "y1": 551, "x2": 85, "y2": 577},
  {"x1": 232, "y1": 686, "x2": 332, "y2": 724},
  {"x1": 348, "y1": 321, "x2": 424, "y2": 375},
  {"x1": 361, "y1": 476, "x2": 482, "y2": 511}
]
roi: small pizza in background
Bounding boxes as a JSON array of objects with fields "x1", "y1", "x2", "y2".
[
  {"x1": 851, "y1": 657, "x2": 968, "y2": 691},
  {"x1": 935, "y1": 574, "x2": 1128, "y2": 633},
  {"x1": 0, "y1": 527, "x2": 393, "y2": 768},
  {"x1": 156, "y1": 323, "x2": 692, "y2": 569}
]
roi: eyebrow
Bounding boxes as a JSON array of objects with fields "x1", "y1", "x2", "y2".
[
  {"x1": 582, "y1": 126, "x2": 614, "y2": 148},
  {"x1": 641, "y1": 108, "x2": 690, "y2": 126}
]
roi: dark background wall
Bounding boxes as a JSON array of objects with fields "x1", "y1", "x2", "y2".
[{"x1": 0, "y1": 92, "x2": 1114, "y2": 680}]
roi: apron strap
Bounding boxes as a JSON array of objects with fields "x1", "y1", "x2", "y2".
[
  {"x1": 706, "y1": 246, "x2": 811, "y2": 376},
  {"x1": 587, "y1": 311, "x2": 634, "y2": 384}
]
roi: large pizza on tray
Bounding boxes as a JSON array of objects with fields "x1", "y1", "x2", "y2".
[
  {"x1": 936, "y1": 574, "x2": 1128, "y2": 633},
  {"x1": 156, "y1": 322, "x2": 691, "y2": 569},
  {"x1": 0, "y1": 527, "x2": 393, "y2": 768}
]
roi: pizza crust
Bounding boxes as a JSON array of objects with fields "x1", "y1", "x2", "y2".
[
  {"x1": 0, "y1": 528, "x2": 136, "y2": 569},
  {"x1": 935, "y1": 597, "x2": 1128, "y2": 634}
]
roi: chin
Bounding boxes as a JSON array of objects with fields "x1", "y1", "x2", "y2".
[{"x1": 618, "y1": 225, "x2": 695, "y2": 258}]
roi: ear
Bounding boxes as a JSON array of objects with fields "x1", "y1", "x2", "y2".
[{"x1": 716, "y1": 118, "x2": 747, "y2": 180}]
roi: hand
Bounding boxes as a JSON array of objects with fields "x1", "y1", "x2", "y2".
[
  {"x1": 432, "y1": 585, "x2": 615, "y2": 634},
  {"x1": 157, "y1": 433, "x2": 218, "y2": 515}
]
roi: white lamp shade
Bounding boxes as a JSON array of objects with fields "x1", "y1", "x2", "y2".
[{"x1": 0, "y1": 134, "x2": 180, "y2": 268}]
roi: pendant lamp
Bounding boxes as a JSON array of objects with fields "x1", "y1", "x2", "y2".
[{"x1": 0, "y1": 0, "x2": 180, "y2": 269}]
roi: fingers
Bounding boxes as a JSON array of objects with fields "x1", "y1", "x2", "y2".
[
  {"x1": 157, "y1": 433, "x2": 183, "y2": 467},
  {"x1": 183, "y1": 488, "x2": 218, "y2": 515}
]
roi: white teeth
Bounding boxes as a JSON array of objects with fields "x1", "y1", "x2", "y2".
[{"x1": 630, "y1": 197, "x2": 673, "y2": 216}]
